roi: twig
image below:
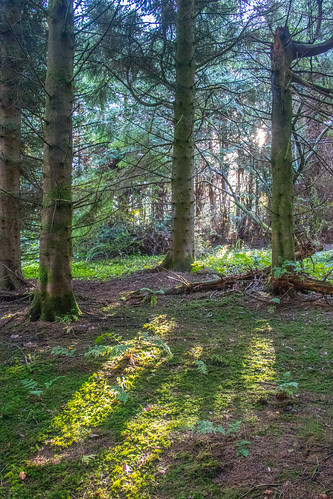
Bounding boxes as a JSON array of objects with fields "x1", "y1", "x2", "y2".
[
  {"x1": 324, "y1": 451, "x2": 333, "y2": 461},
  {"x1": 167, "y1": 272, "x2": 191, "y2": 286}
]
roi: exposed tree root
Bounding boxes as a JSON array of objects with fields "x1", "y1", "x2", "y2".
[{"x1": 0, "y1": 291, "x2": 32, "y2": 302}]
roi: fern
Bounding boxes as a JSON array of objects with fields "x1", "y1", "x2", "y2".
[
  {"x1": 194, "y1": 360, "x2": 208, "y2": 375},
  {"x1": 44, "y1": 376, "x2": 64, "y2": 389},
  {"x1": 150, "y1": 295, "x2": 157, "y2": 307},
  {"x1": 141, "y1": 333, "x2": 173, "y2": 358},
  {"x1": 81, "y1": 454, "x2": 97, "y2": 464},
  {"x1": 275, "y1": 372, "x2": 298, "y2": 398},
  {"x1": 195, "y1": 420, "x2": 216, "y2": 434},
  {"x1": 140, "y1": 288, "x2": 164, "y2": 307},
  {"x1": 209, "y1": 353, "x2": 225, "y2": 365},
  {"x1": 21, "y1": 378, "x2": 42, "y2": 397},
  {"x1": 86, "y1": 243, "x2": 112, "y2": 261},
  {"x1": 236, "y1": 440, "x2": 251, "y2": 457},
  {"x1": 51, "y1": 346, "x2": 76, "y2": 357},
  {"x1": 22, "y1": 376, "x2": 64, "y2": 396},
  {"x1": 112, "y1": 386, "x2": 129, "y2": 403},
  {"x1": 111, "y1": 343, "x2": 133, "y2": 357},
  {"x1": 227, "y1": 421, "x2": 242, "y2": 434},
  {"x1": 94, "y1": 332, "x2": 122, "y2": 345},
  {"x1": 194, "y1": 420, "x2": 242, "y2": 436},
  {"x1": 85, "y1": 342, "x2": 133, "y2": 358},
  {"x1": 84, "y1": 345, "x2": 109, "y2": 357}
]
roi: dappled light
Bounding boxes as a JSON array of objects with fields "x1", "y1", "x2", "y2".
[
  {"x1": 33, "y1": 316, "x2": 175, "y2": 450},
  {"x1": 86, "y1": 405, "x2": 176, "y2": 497},
  {"x1": 241, "y1": 336, "x2": 276, "y2": 386},
  {"x1": 2, "y1": 292, "x2": 333, "y2": 497}
]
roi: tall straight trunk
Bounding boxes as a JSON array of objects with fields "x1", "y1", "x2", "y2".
[
  {"x1": 30, "y1": 0, "x2": 78, "y2": 321},
  {"x1": 0, "y1": 0, "x2": 23, "y2": 290},
  {"x1": 270, "y1": 27, "x2": 295, "y2": 269},
  {"x1": 270, "y1": 27, "x2": 333, "y2": 270},
  {"x1": 162, "y1": 0, "x2": 195, "y2": 271}
]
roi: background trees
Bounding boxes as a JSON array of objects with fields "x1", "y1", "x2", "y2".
[{"x1": 0, "y1": 0, "x2": 332, "y2": 317}]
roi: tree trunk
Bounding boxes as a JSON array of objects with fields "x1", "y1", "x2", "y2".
[
  {"x1": 270, "y1": 27, "x2": 295, "y2": 269},
  {"x1": 152, "y1": 183, "x2": 167, "y2": 221},
  {"x1": 0, "y1": 0, "x2": 23, "y2": 290},
  {"x1": 270, "y1": 26, "x2": 333, "y2": 270},
  {"x1": 162, "y1": 0, "x2": 195, "y2": 271},
  {"x1": 29, "y1": 0, "x2": 78, "y2": 321}
]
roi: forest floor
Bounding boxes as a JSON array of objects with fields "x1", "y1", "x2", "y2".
[{"x1": 0, "y1": 268, "x2": 333, "y2": 498}]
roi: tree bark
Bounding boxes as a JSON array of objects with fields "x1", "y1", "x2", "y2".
[
  {"x1": 29, "y1": 0, "x2": 78, "y2": 321},
  {"x1": 162, "y1": 0, "x2": 195, "y2": 271},
  {"x1": 270, "y1": 27, "x2": 295, "y2": 269},
  {"x1": 0, "y1": 0, "x2": 23, "y2": 290},
  {"x1": 270, "y1": 26, "x2": 333, "y2": 270}
]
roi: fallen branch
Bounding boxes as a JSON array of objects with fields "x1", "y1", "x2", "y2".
[
  {"x1": 272, "y1": 274, "x2": 333, "y2": 296},
  {"x1": 127, "y1": 267, "x2": 333, "y2": 303},
  {"x1": 127, "y1": 244, "x2": 329, "y2": 302},
  {"x1": 126, "y1": 269, "x2": 268, "y2": 302}
]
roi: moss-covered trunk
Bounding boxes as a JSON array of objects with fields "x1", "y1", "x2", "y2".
[
  {"x1": 30, "y1": 0, "x2": 78, "y2": 321},
  {"x1": 0, "y1": 0, "x2": 23, "y2": 290},
  {"x1": 162, "y1": 0, "x2": 195, "y2": 271},
  {"x1": 270, "y1": 27, "x2": 295, "y2": 269}
]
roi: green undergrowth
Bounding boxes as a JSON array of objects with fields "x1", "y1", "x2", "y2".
[
  {"x1": 1, "y1": 288, "x2": 332, "y2": 498},
  {"x1": 23, "y1": 247, "x2": 333, "y2": 283},
  {"x1": 23, "y1": 255, "x2": 161, "y2": 280},
  {"x1": 193, "y1": 246, "x2": 333, "y2": 282}
]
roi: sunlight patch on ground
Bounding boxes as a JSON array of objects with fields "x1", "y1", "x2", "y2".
[
  {"x1": 213, "y1": 389, "x2": 235, "y2": 413},
  {"x1": 188, "y1": 345, "x2": 204, "y2": 360},
  {"x1": 91, "y1": 405, "x2": 176, "y2": 498},
  {"x1": 241, "y1": 335, "x2": 276, "y2": 386},
  {"x1": 143, "y1": 314, "x2": 176, "y2": 338},
  {"x1": 35, "y1": 316, "x2": 175, "y2": 450},
  {"x1": 192, "y1": 247, "x2": 271, "y2": 274}
]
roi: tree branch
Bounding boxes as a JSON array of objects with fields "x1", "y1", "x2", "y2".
[{"x1": 293, "y1": 35, "x2": 333, "y2": 59}]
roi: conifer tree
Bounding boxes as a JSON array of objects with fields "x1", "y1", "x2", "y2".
[
  {"x1": 271, "y1": 25, "x2": 333, "y2": 268},
  {"x1": 0, "y1": 0, "x2": 24, "y2": 290},
  {"x1": 162, "y1": 0, "x2": 195, "y2": 271},
  {"x1": 30, "y1": 0, "x2": 78, "y2": 321}
]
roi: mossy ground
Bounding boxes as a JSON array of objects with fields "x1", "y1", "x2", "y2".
[{"x1": 1, "y1": 253, "x2": 333, "y2": 498}]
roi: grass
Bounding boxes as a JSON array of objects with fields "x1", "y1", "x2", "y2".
[{"x1": 3, "y1": 247, "x2": 333, "y2": 497}]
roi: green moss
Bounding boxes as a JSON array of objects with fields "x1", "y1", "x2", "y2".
[
  {"x1": 29, "y1": 290, "x2": 79, "y2": 322},
  {"x1": 39, "y1": 266, "x2": 49, "y2": 285},
  {"x1": 4, "y1": 268, "x2": 333, "y2": 498},
  {"x1": 162, "y1": 251, "x2": 194, "y2": 272}
]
